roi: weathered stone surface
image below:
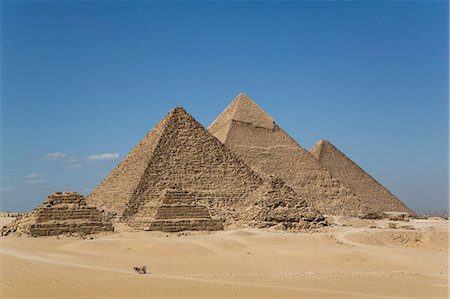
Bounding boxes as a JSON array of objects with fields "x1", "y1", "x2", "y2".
[
  {"x1": 208, "y1": 93, "x2": 369, "y2": 216},
  {"x1": 88, "y1": 106, "x2": 324, "y2": 230},
  {"x1": 239, "y1": 178, "x2": 326, "y2": 229},
  {"x1": 310, "y1": 140, "x2": 414, "y2": 215},
  {"x1": 86, "y1": 112, "x2": 168, "y2": 217},
  {"x1": 2, "y1": 192, "x2": 113, "y2": 237}
]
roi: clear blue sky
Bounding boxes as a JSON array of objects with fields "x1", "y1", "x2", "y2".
[{"x1": 1, "y1": 1, "x2": 448, "y2": 214}]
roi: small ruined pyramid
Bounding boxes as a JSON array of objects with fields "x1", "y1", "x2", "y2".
[
  {"x1": 132, "y1": 189, "x2": 223, "y2": 232},
  {"x1": 88, "y1": 106, "x2": 324, "y2": 231},
  {"x1": 242, "y1": 178, "x2": 325, "y2": 229},
  {"x1": 2, "y1": 192, "x2": 113, "y2": 236},
  {"x1": 311, "y1": 140, "x2": 414, "y2": 214},
  {"x1": 208, "y1": 93, "x2": 368, "y2": 216}
]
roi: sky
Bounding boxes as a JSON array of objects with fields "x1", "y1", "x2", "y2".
[{"x1": 1, "y1": 1, "x2": 448, "y2": 214}]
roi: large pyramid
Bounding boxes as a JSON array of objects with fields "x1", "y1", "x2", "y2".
[
  {"x1": 2, "y1": 192, "x2": 113, "y2": 236},
  {"x1": 310, "y1": 140, "x2": 414, "y2": 214},
  {"x1": 208, "y1": 93, "x2": 368, "y2": 216},
  {"x1": 87, "y1": 107, "x2": 324, "y2": 231}
]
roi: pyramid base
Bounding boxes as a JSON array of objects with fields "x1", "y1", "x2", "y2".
[
  {"x1": 147, "y1": 218, "x2": 223, "y2": 232},
  {"x1": 29, "y1": 221, "x2": 113, "y2": 236}
]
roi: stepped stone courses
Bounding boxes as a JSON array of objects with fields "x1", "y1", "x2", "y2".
[
  {"x1": 131, "y1": 189, "x2": 223, "y2": 232},
  {"x1": 208, "y1": 93, "x2": 369, "y2": 216},
  {"x1": 2, "y1": 192, "x2": 113, "y2": 236},
  {"x1": 88, "y1": 106, "x2": 324, "y2": 230},
  {"x1": 310, "y1": 140, "x2": 414, "y2": 215}
]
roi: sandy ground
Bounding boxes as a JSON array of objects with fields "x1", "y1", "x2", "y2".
[{"x1": 0, "y1": 216, "x2": 448, "y2": 299}]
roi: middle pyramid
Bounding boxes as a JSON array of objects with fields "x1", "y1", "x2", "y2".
[
  {"x1": 87, "y1": 106, "x2": 324, "y2": 231},
  {"x1": 208, "y1": 93, "x2": 368, "y2": 216}
]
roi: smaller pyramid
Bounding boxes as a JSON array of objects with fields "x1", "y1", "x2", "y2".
[
  {"x1": 2, "y1": 192, "x2": 114, "y2": 236},
  {"x1": 130, "y1": 188, "x2": 223, "y2": 232},
  {"x1": 310, "y1": 140, "x2": 414, "y2": 215}
]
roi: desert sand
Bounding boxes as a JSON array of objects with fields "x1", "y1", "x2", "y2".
[{"x1": 0, "y1": 216, "x2": 448, "y2": 299}]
